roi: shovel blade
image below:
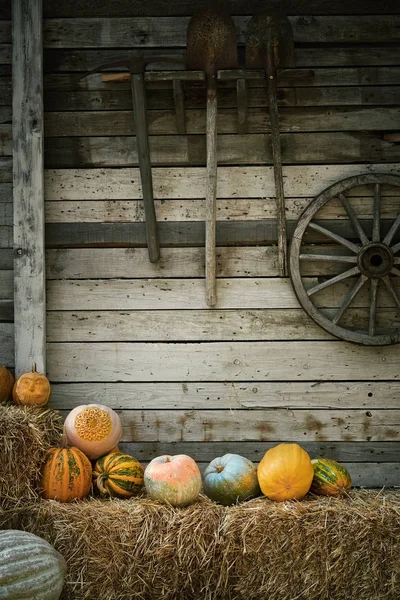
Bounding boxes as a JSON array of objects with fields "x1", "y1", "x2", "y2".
[{"x1": 246, "y1": 6, "x2": 295, "y2": 69}]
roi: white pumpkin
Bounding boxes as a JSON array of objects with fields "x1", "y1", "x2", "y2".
[{"x1": 0, "y1": 530, "x2": 67, "y2": 600}]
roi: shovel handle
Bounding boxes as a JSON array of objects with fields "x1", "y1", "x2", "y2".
[
  {"x1": 206, "y1": 75, "x2": 218, "y2": 307},
  {"x1": 265, "y1": 46, "x2": 288, "y2": 278},
  {"x1": 130, "y1": 72, "x2": 160, "y2": 263}
]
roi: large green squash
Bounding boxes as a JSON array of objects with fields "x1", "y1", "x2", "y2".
[
  {"x1": 203, "y1": 453, "x2": 260, "y2": 506},
  {"x1": 0, "y1": 530, "x2": 67, "y2": 599},
  {"x1": 311, "y1": 458, "x2": 352, "y2": 496}
]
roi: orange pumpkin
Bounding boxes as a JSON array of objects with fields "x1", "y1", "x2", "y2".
[
  {"x1": 12, "y1": 363, "x2": 51, "y2": 407},
  {"x1": 0, "y1": 366, "x2": 14, "y2": 402},
  {"x1": 63, "y1": 404, "x2": 122, "y2": 460},
  {"x1": 257, "y1": 443, "x2": 314, "y2": 502},
  {"x1": 42, "y1": 446, "x2": 92, "y2": 502}
]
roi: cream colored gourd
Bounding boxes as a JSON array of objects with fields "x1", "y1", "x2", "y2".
[
  {"x1": 63, "y1": 403, "x2": 122, "y2": 459},
  {"x1": 0, "y1": 530, "x2": 66, "y2": 600}
]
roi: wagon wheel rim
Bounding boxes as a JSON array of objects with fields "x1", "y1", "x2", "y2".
[{"x1": 289, "y1": 173, "x2": 400, "y2": 346}]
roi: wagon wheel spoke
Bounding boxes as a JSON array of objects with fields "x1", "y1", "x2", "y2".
[
  {"x1": 307, "y1": 222, "x2": 360, "y2": 253},
  {"x1": 307, "y1": 266, "x2": 360, "y2": 297},
  {"x1": 332, "y1": 274, "x2": 367, "y2": 325},
  {"x1": 339, "y1": 193, "x2": 369, "y2": 245},
  {"x1": 383, "y1": 214, "x2": 400, "y2": 247},
  {"x1": 391, "y1": 242, "x2": 400, "y2": 255},
  {"x1": 369, "y1": 278, "x2": 379, "y2": 336},
  {"x1": 299, "y1": 254, "x2": 357, "y2": 263},
  {"x1": 390, "y1": 267, "x2": 400, "y2": 277},
  {"x1": 383, "y1": 275, "x2": 400, "y2": 309},
  {"x1": 372, "y1": 183, "x2": 381, "y2": 242}
]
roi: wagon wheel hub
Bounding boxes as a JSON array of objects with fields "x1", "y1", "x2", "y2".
[
  {"x1": 289, "y1": 173, "x2": 400, "y2": 346},
  {"x1": 358, "y1": 242, "x2": 394, "y2": 279}
]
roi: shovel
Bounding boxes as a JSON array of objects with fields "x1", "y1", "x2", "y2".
[
  {"x1": 186, "y1": 8, "x2": 238, "y2": 306},
  {"x1": 246, "y1": 6, "x2": 295, "y2": 277}
]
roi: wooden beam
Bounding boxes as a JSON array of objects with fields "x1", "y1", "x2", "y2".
[{"x1": 13, "y1": 0, "x2": 45, "y2": 376}]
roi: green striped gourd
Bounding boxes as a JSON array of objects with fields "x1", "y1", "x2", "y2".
[
  {"x1": 0, "y1": 530, "x2": 66, "y2": 600},
  {"x1": 311, "y1": 458, "x2": 352, "y2": 496},
  {"x1": 93, "y1": 451, "x2": 144, "y2": 498}
]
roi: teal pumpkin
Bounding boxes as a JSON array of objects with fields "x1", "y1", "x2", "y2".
[{"x1": 203, "y1": 453, "x2": 261, "y2": 506}]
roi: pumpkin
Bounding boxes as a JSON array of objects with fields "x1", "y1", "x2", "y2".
[
  {"x1": 203, "y1": 453, "x2": 261, "y2": 506},
  {"x1": 12, "y1": 363, "x2": 51, "y2": 407},
  {"x1": 144, "y1": 454, "x2": 202, "y2": 507},
  {"x1": 0, "y1": 529, "x2": 66, "y2": 600},
  {"x1": 257, "y1": 443, "x2": 314, "y2": 502},
  {"x1": 63, "y1": 403, "x2": 122, "y2": 460},
  {"x1": 93, "y1": 451, "x2": 144, "y2": 498},
  {"x1": 42, "y1": 446, "x2": 92, "y2": 502},
  {"x1": 0, "y1": 365, "x2": 14, "y2": 402},
  {"x1": 310, "y1": 458, "x2": 352, "y2": 496}
]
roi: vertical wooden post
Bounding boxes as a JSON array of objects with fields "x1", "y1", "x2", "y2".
[{"x1": 13, "y1": 0, "x2": 45, "y2": 376}]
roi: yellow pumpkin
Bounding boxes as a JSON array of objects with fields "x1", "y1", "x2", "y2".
[
  {"x1": 0, "y1": 366, "x2": 14, "y2": 402},
  {"x1": 257, "y1": 443, "x2": 314, "y2": 502},
  {"x1": 12, "y1": 363, "x2": 51, "y2": 407},
  {"x1": 63, "y1": 403, "x2": 122, "y2": 460}
]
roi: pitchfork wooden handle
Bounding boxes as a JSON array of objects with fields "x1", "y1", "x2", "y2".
[{"x1": 206, "y1": 74, "x2": 218, "y2": 307}]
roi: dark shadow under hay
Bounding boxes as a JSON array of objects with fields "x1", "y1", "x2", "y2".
[{"x1": 2, "y1": 490, "x2": 400, "y2": 600}]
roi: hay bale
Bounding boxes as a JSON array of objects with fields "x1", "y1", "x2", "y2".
[
  {"x1": 8, "y1": 490, "x2": 400, "y2": 600},
  {"x1": 0, "y1": 404, "x2": 63, "y2": 508}
]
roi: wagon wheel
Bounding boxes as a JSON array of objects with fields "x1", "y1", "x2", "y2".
[{"x1": 289, "y1": 173, "x2": 400, "y2": 345}]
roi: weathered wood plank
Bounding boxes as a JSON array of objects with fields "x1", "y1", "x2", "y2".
[
  {"x1": 56, "y1": 406, "x2": 400, "y2": 441},
  {"x1": 47, "y1": 381, "x2": 400, "y2": 411},
  {"x1": 0, "y1": 269, "x2": 12, "y2": 298},
  {"x1": 38, "y1": 0, "x2": 400, "y2": 17},
  {"x1": 0, "y1": 183, "x2": 12, "y2": 202},
  {"x1": 0, "y1": 199, "x2": 11, "y2": 224},
  {"x1": 45, "y1": 278, "x2": 400, "y2": 310},
  {"x1": 42, "y1": 246, "x2": 396, "y2": 279},
  {"x1": 43, "y1": 68, "x2": 400, "y2": 92},
  {"x1": 46, "y1": 308, "x2": 399, "y2": 342},
  {"x1": 44, "y1": 47, "x2": 400, "y2": 72},
  {"x1": 0, "y1": 322, "x2": 13, "y2": 366},
  {"x1": 44, "y1": 164, "x2": 400, "y2": 200},
  {"x1": 47, "y1": 341, "x2": 400, "y2": 382},
  {"x1": 0, "y1": 157, "x2": 12, "y2": 182},
  {"x1": 44, "y1": 86, "x2": 400, "y2": 111},
  {"x1": 44, "y1": 219, "x2": 400, "y2": 248},
  {"x1": 39, "y1": 17, "x2": 400, "y2": 48},
  {"x1": 44, "y1": 196, "x2": 400, "y2": 224},
  {"x1": 0, "y1": 299, "x2": 13, "y2": 322},
  {"x1": 0, "y1": 226, "x2": 12, "y2": 248},
  {"x1": 45, "y1": 247, "x2": 278, "y2": 278},
  {"x1": 0, "y1": 249, "x2": 12, "y2": 269},
  {"x1": 115, "y1": 441, "x2": 400, "y2": 464},
  {"x1": 0, "y1": 124, "x2": 11, "y2": 155},
  {"x1": 44, "y1": 107, "x2": 400, "y2": 136},
  {"x1": 43, "y1": 132, "x2": 400, "y2": 168},
  {"x1": 13, "y1": 0, "x2": 46, "y2": 376}
]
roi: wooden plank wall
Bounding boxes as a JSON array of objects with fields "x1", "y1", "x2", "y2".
[{"x1": 2, "y1": 0, "x2": 400, "y2": 486}]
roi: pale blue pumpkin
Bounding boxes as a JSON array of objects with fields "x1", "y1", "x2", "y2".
[{"x1": 203, "y1": 453, "x2": 261, "y2": 506}]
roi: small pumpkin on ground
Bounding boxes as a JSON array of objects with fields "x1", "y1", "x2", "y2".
[
  {"x1": 0, "y1": 530, "x2": 67, "y2": 600},
  {"x1": 93, "y1": 451, "x2": 144, "y2": 498},
  {"x1": 257, "y1": 443, "x2": 314, "y2": 502},
  {"x1": 42, "y1": 445, "x2": 92, "y2": 502},
  {"x1": 310, "y1": 458, "x2": 352, "y2": 496},
  {"x1": 12, "y1": 362, "x2": 51, "y2": 407},
  {"x1": 0, "y1": 365, "x2": 14, "y2": 402},
  {"x1": 144, "y1": 454, "x2": 202, "y2": 507},
  {"x1": 63, "y1": 403, "x2": 122, "y2": 460},
  {"x1": 203, "y1": 453, "x2": 261, "y2": 506}
]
